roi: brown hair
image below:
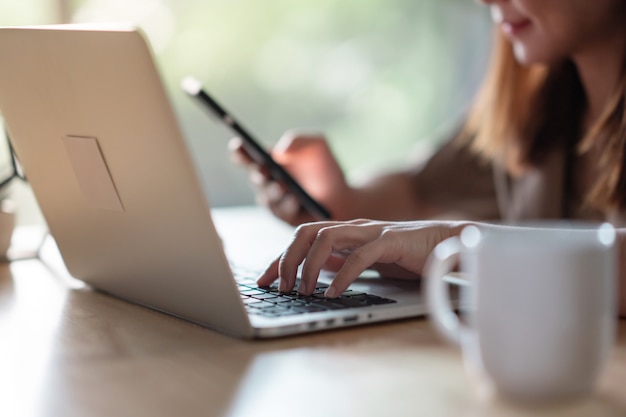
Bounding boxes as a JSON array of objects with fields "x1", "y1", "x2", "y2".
[{"x1": 464, "y1": 29, "x2": 626, "y2": 210}]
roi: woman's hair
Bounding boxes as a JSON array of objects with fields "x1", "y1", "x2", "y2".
[{"x1": 464, "y1": 29, "x2": 626, "y2": 210}]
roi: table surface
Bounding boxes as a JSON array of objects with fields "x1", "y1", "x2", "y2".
[{"x1": 1, "y1": 207, "x2": 626, "y2": 417}]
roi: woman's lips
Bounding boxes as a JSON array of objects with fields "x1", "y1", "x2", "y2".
[{"x1": 500, "y1": 19, "x2": 532, "y2": 37}]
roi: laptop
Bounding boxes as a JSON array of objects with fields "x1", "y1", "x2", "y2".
[{"x1": 0, "y1": 24, "x2": 426, "y2": 338}]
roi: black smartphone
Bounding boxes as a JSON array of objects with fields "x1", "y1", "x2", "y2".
[{"x1": 182, "y1": 77, "x2": 331, "y2": 221}]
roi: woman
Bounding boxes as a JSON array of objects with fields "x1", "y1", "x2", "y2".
[{"x1": 231, "y1": 0, "x2": 626, "y2": 312}]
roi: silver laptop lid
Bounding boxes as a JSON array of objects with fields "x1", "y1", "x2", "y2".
[{"x1": 0, "y1": 25, "x2": 254, "y2": 338}]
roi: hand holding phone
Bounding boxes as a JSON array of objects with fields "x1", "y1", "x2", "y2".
[{"x1": 181, "y1": 77, "x2": 332, "y2": 221}]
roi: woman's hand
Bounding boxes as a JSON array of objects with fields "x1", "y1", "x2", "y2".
[
  {"x1": 229, "y1": 131, "x2": 353, "y2": 226},
  {"x1": 257, "y1": 219, "x2": 469, "y2": 298}
]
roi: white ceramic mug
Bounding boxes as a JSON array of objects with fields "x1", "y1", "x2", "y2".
[
  {"x1": 0, "y1": 199, "x2": 15, "y2": 261},
  {"x1": 426, "y1": 223, "x2": 617, "y2": 403}
]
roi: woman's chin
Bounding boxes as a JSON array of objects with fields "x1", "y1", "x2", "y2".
[{"x1": 512, "y1": 43, "x2": 563, "y2": 66}]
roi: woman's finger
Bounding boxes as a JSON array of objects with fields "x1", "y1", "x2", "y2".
[
  {"x1": 256, "y1": 256, "x2": 281, "y2": 287},
  {"x1": 322, "y1": 254, "x2": 349, "y2": 272},
  {"x1": 277, "y1": 222, "x2": 338, "y2": 292},
  {"x1": 228, "y1": 137, "x2": 254, "y2": 166},
  {"x1": 249, "y1": 169, "x2": 271, "y2": 187},
  {"x1": 324, "y1": 227, "x2": 426, "y2": 296},
  {"x1": 325, "y1": 239, "x2": 389, "y2": 297},
  {"x1": 298, "y1": 223, "x2": 383, "y2": 294},
  {"x1": 272, "y1": 194, "x2": 301, "y2": 224}
]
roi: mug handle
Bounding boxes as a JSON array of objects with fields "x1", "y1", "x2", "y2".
[{"x1": 426, "y1": 236, "x2": 468, "y2": 346}]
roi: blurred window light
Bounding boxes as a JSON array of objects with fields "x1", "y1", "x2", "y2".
[
  {"x1": 254, "y1": 37, "x2": 314, "y2": 92},
  {"x1": 4, "y1": 0, "x2": 492, "y2": 208},
  {"x1": 73, "y1": 0, "x2": 176, "y2": 53}
]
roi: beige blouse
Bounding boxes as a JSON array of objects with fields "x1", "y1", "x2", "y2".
[{"x1": 410, "y1": 138, "x2": 624, "y2": 226}]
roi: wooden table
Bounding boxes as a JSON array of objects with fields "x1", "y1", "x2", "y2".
[{"x1": 1, "y1": 208, "x2": 626, "y2": 417}]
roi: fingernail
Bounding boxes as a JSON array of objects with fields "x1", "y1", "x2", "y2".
[
  {"x1": 325, "y1": 286, "x2": 337, "y2": 298},
  {"x1": 297, "y1": 281, "x2": 307, "y2": 294}
]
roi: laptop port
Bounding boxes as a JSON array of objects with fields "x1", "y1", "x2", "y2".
[
  {"x1": 343, "y1": 315, "x2": 358, "y2": 323},
  {"x1": 326, "y1": 319, "x2": 336, "y2": 326}
]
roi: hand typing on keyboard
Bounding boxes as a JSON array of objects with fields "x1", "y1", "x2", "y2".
[
  {"x1": 256, "y1": 219, "x2": 469, "y2": 298},
  {"x1": 235, "y1": 273, "x2": 395, "y2": 318}
]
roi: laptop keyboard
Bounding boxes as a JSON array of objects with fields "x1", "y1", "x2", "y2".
[{"x1": 234, "y1": 270, "x2": 397, "y2": 318}]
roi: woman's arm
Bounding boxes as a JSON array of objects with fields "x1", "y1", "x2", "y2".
[
  {"x1": 231, "y1": 130, "x2": 500, "y2": 225},
  {"x1": 339, "y1": 171, "x2": 437, "y2": 221},
  {"x1": 347, "y1": 136, "x2": 502, "y2": 221}
]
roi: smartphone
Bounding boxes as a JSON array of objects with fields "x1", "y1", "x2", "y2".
[{"x1": 181, "y1": 77, "x2": 331, "y2": 221}]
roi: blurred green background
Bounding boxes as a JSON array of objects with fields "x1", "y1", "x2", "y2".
[{"x1": 0, "y1": 0, "x2": 491, "y2": 224}]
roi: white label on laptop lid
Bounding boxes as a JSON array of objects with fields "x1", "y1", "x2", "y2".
[{"x1": 63, "y1": 135, "x2": 124, "y2": 212}]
